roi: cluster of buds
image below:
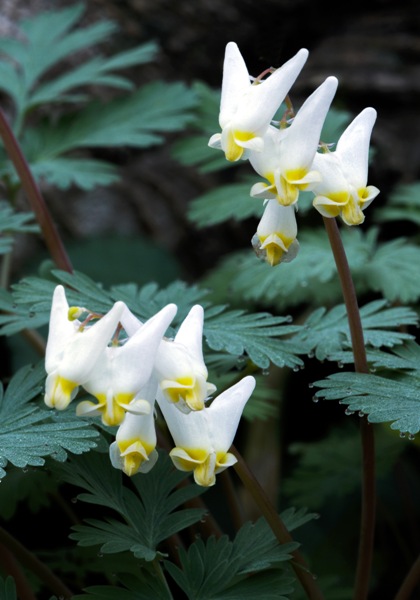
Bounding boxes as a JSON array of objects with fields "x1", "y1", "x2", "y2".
[
  {"x1": 44, "y1": 285, "x2": 255, "y2": 486},
  {"x1": 209, "y1": 42, "x2": 380, "y2": 266}
]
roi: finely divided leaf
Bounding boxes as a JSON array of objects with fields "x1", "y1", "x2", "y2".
[
  {"x1": 295, "y1": 300, "x2": 417, "y2": 361},
  {"x1": 164, "y1": 519, "x2": 297, "y2": 599},
  {"x1": 0, "y1": 363, "x2": 99, "y2": 477},
  {"x1": 314, "y1": 372, "x2": 420, "y2": 435},
  {"x1": 204, "y1": 309, "x2": 303, "y2": 369},
  {"x1": 187, "y1": 180, "x2": 263, "y2": 227},
  {"x1": 65, "y1": 451, "x2": 206, "y2": 561}
]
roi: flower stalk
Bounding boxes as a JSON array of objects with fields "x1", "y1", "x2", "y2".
[
  {"x1": 0, "y1": 108, "x2": 73, "y2": 274},
  {"x1": 231, "y1": 445, "x2": 325, "y2": 600},
  {"x1": 322, "y1": 216, "x2": 376, "y2": 600}
]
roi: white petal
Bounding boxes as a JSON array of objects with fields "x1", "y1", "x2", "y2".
[
  {"x1": 219, "y1": 42, "x2": 251, "y2": 127},
  {"x1": 174, "y1": 305, "x2": 204, "y2": 363},
  {"x1": 233, "y1": 48, "x2": 309, "y2": 134},
  {"x1": 280, "y1": 76, "x2": 338, "y2": 172},
  {"x1": 336, "y1": 107, "x2": 377, "y2": 188},
  {"x1": 59, "y1": 301, "x2": 125, "y2": 383},
  {"x1": 45, "y1": 285, "x2": 75, "y2": 372}
]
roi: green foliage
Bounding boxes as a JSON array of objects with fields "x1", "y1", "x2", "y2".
[
  {"x1": 203, "y1": 226, "x2": 420, "y2": 309},
  {"x1": 0, "y1": 466, "x2": 56, "y2": 519},
  {"x1": 374, "y1": 181, "x2": 420, "y2": 225},
  {"x1": 313, "y1": 371, "x2": 420, "y2": 435},
  {"x1": 296, "y1": 300, "x2": 417, "y2": 361},
  {"x1": 0, "y1": 362, "x2": 99, "y2": 478},
  {"x1": 64, "y1": 451, "x2": 206, "y2": 562},
  {"x1": 164, "y1": 518, "x2": 298, "y2": 599},
  {"x1": 0, "y1": 3, "x2": 197, "y2": 192},
  {"x1": 187, "y1": 179, "x2": 263, "y2": 227},
  {"x1": 72, "y1": 572, "x2": 172, "y2": 600},
  {"x1": 0, "y1": 202, "x2": 39, "y2": 254},
  {"x1": 0, "y1": 4, "x2": 157, "y2": 117},
  {"x1": 283, "y1": 425, "x2": 405, "y2": 508}
]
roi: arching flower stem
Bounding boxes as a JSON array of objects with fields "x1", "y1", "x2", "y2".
[
  {"x1": 322, "y1": 216, "x2": 376, "y2": 600},
  {"x1": 231, "y1": 444, "x2": 325, "y2": 600}
]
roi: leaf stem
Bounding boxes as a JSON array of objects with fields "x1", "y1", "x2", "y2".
[
  {"x1": 394, "y1": 553, "x2": 420, "y2": 600},
  {"x1": 0, "y1": 526, "x2": 73, "y2": 599},
  {"x1": 231, "y1": 444, "x2": 324, "y2": 600},
  {"x1": 322, "y1": 216, "x2": 376, "y2": 600},
  {"x1": 0, "y1": 108, "x2": 73, "y2": 273}
]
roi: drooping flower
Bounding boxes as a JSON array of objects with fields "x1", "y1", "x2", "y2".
[
  {"x1": 249, "y1": 76, "x2": 338, "y2": 206},
  {"x1": 208, "y1": 41, "x2": 309, "y2": 162},
  {"x1": 44, "y1": 285, "x2": 125, "y2": 410},
  {"x1": 312, "y1": 107, "x2": 380, "y2": 225},
  {"x1": 76, "y1": 303, "x2": 177, "y2": 426},
  {"x1": 109, "y1": 378, "x2": 159, "y2": 476},
  {"x1": 252, "y1": 200, "x2": 299, "y2": 266},
  {"x1": 156, "y1": 376, "x2": 256, "y2": 487},
  {"x1": 153, "y1": 305, "x2": 216, "y2": 413}
]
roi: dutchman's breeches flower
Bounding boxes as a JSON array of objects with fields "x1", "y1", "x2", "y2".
[
  {"x1": 76, "y1": 303, "x2": 177, "y2": 426},
  {"x1": 312, "y1": 107, "x2": 380, "y2": 225},
  {"x1": 252, "y1": 200, "x2": 299, "y2": 266},
  {"x1": 157, "y1": 376, "x2": 256, "y2": 487},
  {"x1": 249, "y1": 76, "x2": 338, "y2": 206},
  {"x1": 44, "y1": 285, "x2": 125, "y2": 410},
  {"x1": 208, "y1": 41, "x2": 309, "y2": 162},
  {"x1": 154, "y1": 305, "x2": 216, "y2": 413},
  {"x1": 109, "y1": 379, "x2": 159, "y2": 477}
]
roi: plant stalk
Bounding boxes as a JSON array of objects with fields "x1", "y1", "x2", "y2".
[
  {"x1": 0, "y1": 526, "x2": 73, "y2": 599},
  {"x1": 232, "y1": 444, "x2": 324, "y2": 600},
  {"x1": 0, "y1": 108, "x2": 73, "y2": 273},
  {"x1": 322, "y1": 216, "x2": 376, "y2": 600}
]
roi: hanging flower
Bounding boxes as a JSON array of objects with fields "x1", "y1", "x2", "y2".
[
  {"x1": 312, "y1": 107, "x2": 380, "y2": 225},
  {"x1": 44, "y1": 285, "x2": 125, "y2": 410},
  {"x1": 208, "y1": 41, "x2": 309, "y2": 162},
  {"x1": 76, "y1": 304, "x2": 177, "y2": 426},
  {"x1": 154, "y1": 305, "x2": 216, "y2": 413},
  {"x1": 252, "y1": 200, "x2": 299, "y2": 266},
  {"x1": 157, "y1": 376, "x2": 256, "y2": 487},
  {"x1": 249, "y1": 76, "x2": 338, "y2": 206},
  {"x1": 109, "y1": 378, "x2": 159, "y2": 476}
]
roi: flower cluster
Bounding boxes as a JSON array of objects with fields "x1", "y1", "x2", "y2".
[
  {"x1": 209, "y1": 42, "x2": 380, "y2": 266},
  {"x1": 44, "y1": 285, "x2": 256, "y2": 486}
]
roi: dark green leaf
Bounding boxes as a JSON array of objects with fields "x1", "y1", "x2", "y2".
[{"x1": 314, "y1": 372, "x2": 420, "y2": 435}]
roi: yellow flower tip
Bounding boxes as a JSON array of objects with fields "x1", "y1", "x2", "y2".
[
  {"x1": 45, "y1": 375, "x2": 78, "y2": 410},
  {"x1": 265, "y1": 243, "x2": 284, "y2": 267},
  {"x1": 119, "y1": 440, "x2": 153, "y2": 477}
]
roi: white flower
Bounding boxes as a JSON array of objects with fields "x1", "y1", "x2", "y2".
[
  {"x1": 154, "y1": 305, "x2": 216, "y2": 413},
  {"x1": 312, "y1": 107, "x2": 380, "y2": 225},
  {"x1": 249, "y1": 76, "x2": 338, "y2": 206},
  {"x1": 252, "y1": 200, "x2": 299, "y2": 266},
  {"x1": 157, "y1": 376, "x2": 256, "y2": 487},
  {"x1": 44, "y1": 285, "x2": 125, "y2": 410},
  {"x1": 76, "y1": 304, "x2": 177, "y2": 426},
  {"x1": 109, "y1": 378, "x2": 159, "y2": 477},
  {"x1": 208, "y1": 42, "x2": 309, "y2": 162}
]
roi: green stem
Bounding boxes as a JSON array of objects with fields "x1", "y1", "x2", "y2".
[
  {"x1": 322, "y1": 217, "x2": 376, "y2": 600},
  {"x1": 394, "y1": 553, "x2": 420, "y2": 600},
  {"x1": 0, "y1": 526, "x2": 73, "y2": 599},
  {"x1": 231, "y1": 445, "x2": 324, "y2": 600},
  {"x1": 0, "y1": 108, "x2": 73, "y2": 273}
]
